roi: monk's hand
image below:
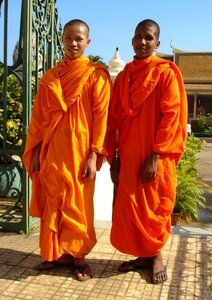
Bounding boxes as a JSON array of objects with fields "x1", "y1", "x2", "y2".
[
  {"x1": 30, "y1": 143, "x2": 42, "y2": 173},
  {"x1": 83, "y1": 151, "x2": 97, "y2": 180},
  {"x1": 30, "y1": 156, "x2": 40, "y2": 173},
  {"x1": 140, "y1": 152, "x2": 159, "y2": 183}
]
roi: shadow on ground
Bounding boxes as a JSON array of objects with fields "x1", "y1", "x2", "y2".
[{"x1": 0, "y1": 248, "x2": 151, "y2": 282}]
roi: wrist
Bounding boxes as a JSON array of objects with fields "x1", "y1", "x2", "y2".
[
  {"x1": 151, "y1": 151, "x2": 159, "y2": 158},
  {"x1": 89, "y1": 151, "x2": 98, "y2": 160}
]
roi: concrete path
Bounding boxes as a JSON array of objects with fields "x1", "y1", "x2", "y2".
[{"x1": 0, "y1": 226, "x2": 211, "y2": 299}]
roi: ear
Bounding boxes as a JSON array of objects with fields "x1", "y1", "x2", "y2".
[
  {"x1": 131, "y1": 37, "x2": 134, "y2": 45},
  {"x1": 87, "y1": 38, "x2": 91, "y2": 47},
  {"x1": 155, "y1": 40, "x2": 160, "y2": 50}
]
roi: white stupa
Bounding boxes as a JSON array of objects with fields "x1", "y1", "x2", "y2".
[{"x1": 108, "y1": 47, "x2": 125, "y2": 83}]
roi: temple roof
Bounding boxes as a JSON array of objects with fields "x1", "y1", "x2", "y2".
[{"x1": 108, "y1": 47, "x2": 125, "y2": 76}]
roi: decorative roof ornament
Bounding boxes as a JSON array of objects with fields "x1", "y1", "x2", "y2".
[
  {"x1": 170, "y1": 40, "x2": 184, "y2": 53},
  {"x1": 108, "y1": 47, "x2": 125, "y2": 82}
]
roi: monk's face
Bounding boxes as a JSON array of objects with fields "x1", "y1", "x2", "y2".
[
  {"x1": 132, "y1": 24, "x2": 160, "y2": 59},
  {"x1": 62, "y1": 23, "x2": 91, "y2": 60}
]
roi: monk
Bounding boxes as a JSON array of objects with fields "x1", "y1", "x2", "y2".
[
  {"x1": 108, "y1": 19, "x2": 187, "y2": 284},
  {"x1": 23, "y1": 19, "x2": 111, "y2": 281}
]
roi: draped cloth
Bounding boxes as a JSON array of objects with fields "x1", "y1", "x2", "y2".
[
  {"x1": 23, "y1": 56, "x2": 111, "y2": 260},
  {"x1": 108, "y1": 56, "x2": 187, "y2": 257}
]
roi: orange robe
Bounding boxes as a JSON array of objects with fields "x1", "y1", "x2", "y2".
[
  {"x1": 109, "y1": 56, "x2": 187, "y2": 257},
  {"x1": 23, "y1": 56, "x2": 111, "y2": 260}
]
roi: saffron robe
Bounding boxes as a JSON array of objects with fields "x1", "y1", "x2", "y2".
[
  {"x1": 23, "y1": 56, "x2": 111, "y2": 260},
  {"x1": 109, "y1": 56, "x2": 187, "y2": 257}
]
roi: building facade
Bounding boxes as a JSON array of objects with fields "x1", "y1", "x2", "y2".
[{"x1": 157, "y1": 48, "x2": 212, "y2": 121}]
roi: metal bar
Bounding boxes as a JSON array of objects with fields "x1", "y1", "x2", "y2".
[
  {"x1": 47, "y1": 0, "x2": 55, "y2": 69},
  {"x1": 2, "y1": 0, "x2": 8, "y2": 151},
  {"x1": 21, "y1": 0, "x2": 32, "y2": 233}
]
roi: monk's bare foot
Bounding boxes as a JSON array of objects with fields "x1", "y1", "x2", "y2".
[
  {"x1": 74, "y1": 258, "x2": 94, "y2": 281},
  {"x1": 151, "y1": 254, "x2": 167, "y2": 284},
  {"x1": 118, "y1": 257, "x2": 151, "y2": 272}
]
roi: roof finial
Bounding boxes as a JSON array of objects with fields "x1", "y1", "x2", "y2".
[{"x1": 108, "y1": 47, "x2": 125, "y2": 83}]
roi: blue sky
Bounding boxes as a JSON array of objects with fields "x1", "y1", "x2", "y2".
[{"x1": 0, "y1": 0, "x2": 212, "y2": 65}]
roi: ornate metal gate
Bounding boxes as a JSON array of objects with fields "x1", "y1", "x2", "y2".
[{"x1": 0, "y1": 0, "x2": 63, "y2": 232}]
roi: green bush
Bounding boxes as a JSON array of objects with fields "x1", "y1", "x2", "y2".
[
  {"x1": 0, "y1": 67, "x2": 36, "y2": 145},
  {"x1": 193, "y1": 132, "x2": 212, "y2": 137},
  {"x1": 190, "y1": 117, "x2": 208, "y2": 132},
  {"x1": 175, "y1": 134, "x2": 206, "y2": 223},
  {"x1": 0, "y1": 69, "x2": 23, "y2": 144}
]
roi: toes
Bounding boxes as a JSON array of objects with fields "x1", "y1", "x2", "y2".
[{"x1": 151, "y1": 268, "x2": 167, "y2": 284}]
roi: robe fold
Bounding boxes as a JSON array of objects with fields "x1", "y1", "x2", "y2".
[
  {"x1": 23, "y1": 56, "x2": 111, "y2": 260},
  {"x1": 109, "y1": 56, "x2": 187, "y2": 257}
]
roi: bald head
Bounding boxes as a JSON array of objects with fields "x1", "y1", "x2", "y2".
[
  {"x1": 135, "y1": 19, "x2": 160, "y2": 39},
  {"x1": 63, "y1": 19, "x2": 90, "y2": 38}
]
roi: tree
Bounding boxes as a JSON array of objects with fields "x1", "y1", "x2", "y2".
[{"x1": 87, "y1": 55, "x2": 108, "y2": 69}]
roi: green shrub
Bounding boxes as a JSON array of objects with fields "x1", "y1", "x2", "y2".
[
  {"x1": 0, "y1": 67, "x2": 36, "y2": 145},
  {"x1": 190, "y1": 117, "x2": 208, "y2": 132},
  {"x1": 175, "y1": 134, "x2": 206, "y2": 223},
  {"x1": 193, "y1": 132, "x2": 212, "y2": 137},
  {"x1": 0, "y1": 69, "x2": 23, "y2": 144}
]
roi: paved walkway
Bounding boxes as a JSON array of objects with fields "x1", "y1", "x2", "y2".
[
  {"x1": 0, "y1": 142, "x2": 211, "y2": 299},
  {"x1": 0, "y1": 227, "x2": 211, "y2": 300},
  {"x1": 0, "y1": 228, "x2": 212, "y2": 300}
]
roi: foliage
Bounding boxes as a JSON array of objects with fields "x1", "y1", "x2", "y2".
[
  {"x1": 190, "y1": 117, "x2": 208, "y2": 132},
  {"x1": 190, "y1": 114, "x2": 212, "y2": 134},
  {"x1": 88, "y1": 55, "x2": 109, "y2": 69},
  {"x1": 175, "y1": 134, "x2": 206, "y2": 223},
  {"x1": 0, "y1": 67, "x2": 36, "y2": 145},
  {"x1": 177, "y1": 134, "x2": 203, "y2": 175},
  {"x1": 0, "y1": 70, "x2": 23, "y2": 144},
  {"x1": 205, "y1": 113, "x2": 212, "y2": 120},
  {"x1": 193, "y1": 132, "x2": 212, "y2": 137}
]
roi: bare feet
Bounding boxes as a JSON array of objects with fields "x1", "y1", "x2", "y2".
[
  {"x1": 151, "y1": 253, "x2": 167, "y2": 284},
  {"x1": 118, "y1": 257, "x2": 151, "y2": 272},
  {"x1": 74, "y1": 258, "x2": 94, "y2": 281}
]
